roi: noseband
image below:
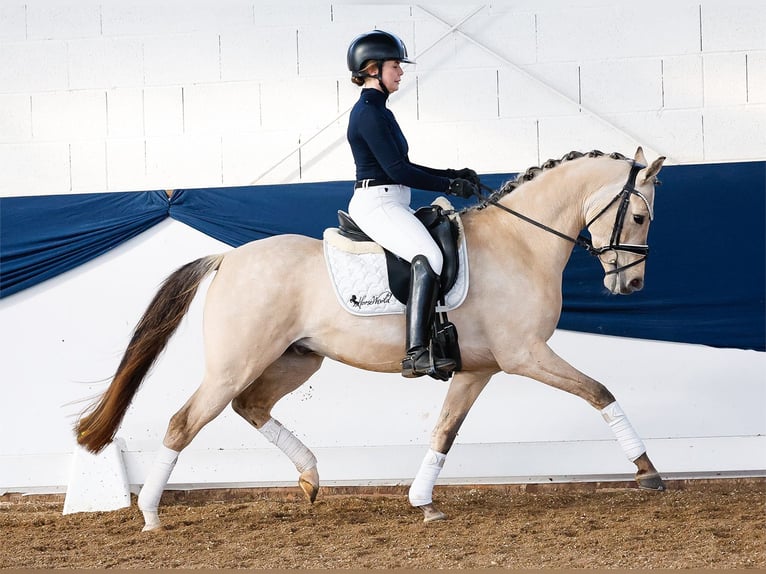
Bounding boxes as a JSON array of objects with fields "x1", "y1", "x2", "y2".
[{"x1": 479, "y1": 161, "x2": 653, "y2": 276}]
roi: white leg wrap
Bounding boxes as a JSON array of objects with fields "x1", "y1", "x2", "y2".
[
  {"x1": 137, "y1": 445, "x2": 179, "y2": 513},
  {"x1": 408, "y1": 449, "x2": 446, "y2": 507},
  {"x1": 259, "y1": 418, "x2": 317, "y2": 473},
  {"x1": 601, "y1": 401, "x2": 646, "y2": 462}
]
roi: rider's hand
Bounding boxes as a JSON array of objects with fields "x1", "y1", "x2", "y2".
[
  {"x1": 448, "y1": 168, "x2": 480, "y2": 188},
  {"x1": 447, "y1": 178, "x2": 478, "y2": 199}
]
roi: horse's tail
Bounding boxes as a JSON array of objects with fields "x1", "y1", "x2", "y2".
[{"x1": 76, "y1": 253, "x2": 225, "y2": 453}]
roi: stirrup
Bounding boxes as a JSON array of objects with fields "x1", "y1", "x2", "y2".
[{"x1": 401, "y1": 347, "x2": 456, "y2": 379}]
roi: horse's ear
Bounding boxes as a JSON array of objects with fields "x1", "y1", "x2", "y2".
[
  {"x1": 640, "y1": 155, "x2": 666, "y2": 185},
  {"x1": 634, "y1": 146, "x2": 647, "y2": 165}
]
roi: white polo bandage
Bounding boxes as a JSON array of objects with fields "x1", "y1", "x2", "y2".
[
  {"x1": 259, "y1": 418, "x2": 317, "y2": 473},
  {"x1": 137, "y1": 445, "x2": 179, "y2": 512},
  {"x1": 601, "y1": 401, "x2": 646, "y2": 462},
  {"x1": 408, "y1": 449, "x2": 447, "y2": 507}
]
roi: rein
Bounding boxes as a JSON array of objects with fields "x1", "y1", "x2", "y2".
[{"x1": 475, "y1": 161, "x2": 652, "y2": 276}]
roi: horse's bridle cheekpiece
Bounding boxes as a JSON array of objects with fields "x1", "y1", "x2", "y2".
[{"x1": 480, "y1": 160, "x2": 653, "y2": 276}]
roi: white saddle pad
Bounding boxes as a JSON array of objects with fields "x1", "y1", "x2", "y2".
[{"x1": 323, "y1": 202, "x2": 469, "y2": 317}]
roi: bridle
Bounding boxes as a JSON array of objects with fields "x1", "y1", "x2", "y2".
[{"x1": 477, "y1": 161, "x2": 654, "y2": 276}]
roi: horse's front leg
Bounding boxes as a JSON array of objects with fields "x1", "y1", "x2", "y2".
[
  {"x1": 410, "y1": 370, "x2": 494, "y2": 522},
  {"x1": 516, "y1": 341, "x2": 665, "y2": 491}
]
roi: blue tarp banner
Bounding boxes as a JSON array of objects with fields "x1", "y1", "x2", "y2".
[{"x1": 1, "y1": 162, "x2": 763, "y2": 351}]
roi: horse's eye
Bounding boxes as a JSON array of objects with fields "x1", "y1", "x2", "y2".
[{"x1": 633, "y1": 214, "x2": 646, "y2": 225}]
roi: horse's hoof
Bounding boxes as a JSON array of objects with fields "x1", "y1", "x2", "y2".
[
  {"x1": 419, "y1": 503, "x2": 447, "y2": 523},
  {"x1": 637, "y1": 472, "x2": 666, "y2": 491},
  {"x1": 141, "y1": 510, "x2": 162, "y2": 532},
  {"x1": 299, "y1": 467, "x2": 319, "y2": 503}
]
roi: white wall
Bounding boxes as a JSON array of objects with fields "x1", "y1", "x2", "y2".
[
  {"x1": 1, "y1": 0, "x2": 765, "y2": 197},
  {"x1": 1, "y1": 1, "x2": 765, "y2": 496}
]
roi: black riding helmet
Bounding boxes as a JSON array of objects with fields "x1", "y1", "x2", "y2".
[{"x1": 347, "y1": 30, "x2": 414, "y2": 92}]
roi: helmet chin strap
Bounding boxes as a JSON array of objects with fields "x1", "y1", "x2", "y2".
[{"x1": 375, "y1": 60, "x2": 389, "y2": 95}]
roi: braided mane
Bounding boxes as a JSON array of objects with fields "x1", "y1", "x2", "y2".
[{"x1": 478, "y1": 150, "x2": 629, "y2": 208}]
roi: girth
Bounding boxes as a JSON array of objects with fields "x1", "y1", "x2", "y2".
[{"x1": 336, "y1": 206, "x2": 461, "y2": 305}]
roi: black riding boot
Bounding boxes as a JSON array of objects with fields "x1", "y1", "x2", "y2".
[{"x1": 401, "y1": 255, "x2": 457, "y2": 378}]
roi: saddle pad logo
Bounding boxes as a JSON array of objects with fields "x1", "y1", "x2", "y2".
[{"x1": 323, "y1": 230, "x2": 469, "y2": 317}]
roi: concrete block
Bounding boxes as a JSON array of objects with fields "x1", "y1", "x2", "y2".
[
  {"x1": 387, "y1": 81, "x2": 420, "y2": 126},
  {"x1": 418, "y1": 68, "x2": 500, "y2": 122},
  {"x1": 68, "y1": 37, "x2": 144, "y2": 90},
  {"x1": 0, "y1": 94, "x2": 32, "y2": 143},
  {"x1": 455, "y1": 118, "x2": 540, "y2": 175},
  {"x1": 299, "y1": 124, "x2": 353, "y2": 183},
  {"x1": 704, "y1": 53, "x2": 748, "y2": 107},
  {"x1": 332, "y1": 4, "x2": 412, "y2": 23},
  {"x1": 703, "y1": 1, "x2": 766, "y2": 52},
  {"x1": 253, "y1": 3, "x2": 332, "y2": 27},
  {"x1": 143, "y1": 87, "x2": 183, "y2": 137},
  {"x1": 392, "y1": 121, "x2": 459, "y2": 174},
  {"x1": 26, "y1": 2, "x2": 101, "y2": 40},
  {"x1": 184, "y1": 82, "x2": 261, "y2": 135},
  {"x1": 415, "y1": 5, "x2": 537, "y2": 67},
  {"x1": 106, "y1": 139, "x2": 148, "y2": 192},
  {"x1": 298, "y1": 23, "x2": 363, "y2": 79},
  {"x1": 70, "y1": 140, "x2": 107, "y2": 192},
  {"x1": 580, "y1": 58, "x2": 663, "y2": 114},
  {"x1": 0, "y1": 142, "x2": 70, "y2": 196},
  {"x1": 608, "y1": 109, "x2": 703, "y2": 165},
  {"x1": 101, "y1": 0, "x2": 254, "y2": 37},
  {"x1": 0, "y1": 40, "x2": 68, "y2": 93},
  {"x1": 31, "y1": 90, "x2": 107, "y2": 141},
  {"x1": 537, "y1": 114, "x2": 640, "y2": 166},
  {"x1": 259, "y1": 78, "x2": 339, "y2": 130},
  {"x1": 222, "y1": 130, "x2": 301, "y2": 185},
  {"x1": 145, "y1": 135, "x2": 222, "y2": 190},
  {"x1": 704, "y1": 106, "x2": 766, "y2": 161},
  {"x1": 409, "y1": 19, "x2": 450, "y2": 71},
  {"x1": 0, "y1": 4, "x2": 26, "y2": 41},
  {"x1": 143, "y1": 33, "x2": 221, "y2": 86},
  {"x1": 662, "y1": 55, "x2": 703, "y2": 109},
  {"x1": 499, "y1": 62, "x2": 580, "y2": 119},
  {"x1": 338, "y1": 80, "x2": 359, "y2": 116},
  {"x1": 411, "y1": 17, "x2": 507, "y2": 72},
  {"x1": 536, "y1": 4, "x2": 700, "y2": 62},
  {"x1": 106, "y1": 88, "x2": 144, "y2": 138},
  {"x1": 748, "y1": 52, "x2": 766, "y2": 104},
  {"x1": 220, "y1": 27, "x2": 298, "y2": 82}
]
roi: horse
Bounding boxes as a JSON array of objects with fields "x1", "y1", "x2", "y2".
[{"x1": 76, "y1": 147, "x2": 666, "y2": 531}]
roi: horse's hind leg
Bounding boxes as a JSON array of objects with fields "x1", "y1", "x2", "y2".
[
  {"x1": 231, "y1": 347, "x2": 324, "y2": 503},
  {"x1": 137, "y1": 372, "x2": 256, "y2": 531},
  {"x1": 516, "y1": 342, "x2": 665, "y2": 491}
]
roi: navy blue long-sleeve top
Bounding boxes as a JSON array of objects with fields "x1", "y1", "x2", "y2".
[{"x1": 347, "y1": 88, "x2": 451, "y2": 192}]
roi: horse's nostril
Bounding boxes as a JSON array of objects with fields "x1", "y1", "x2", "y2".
[{"x1": 630, "y1": 278, "x2": 644, "y2": 291}]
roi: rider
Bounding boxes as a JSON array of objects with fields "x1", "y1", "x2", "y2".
[{"x1": 345, "y1": 30, "x2": 480, "y2": 379}]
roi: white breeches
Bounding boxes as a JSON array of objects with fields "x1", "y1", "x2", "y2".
[{"x1": 348, "y1": 184, "x2": 444, "y2": 275}]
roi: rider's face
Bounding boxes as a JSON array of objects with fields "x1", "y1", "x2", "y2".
[{"x1": 378, "y1": 60, "x2": 404, "y2": 93}]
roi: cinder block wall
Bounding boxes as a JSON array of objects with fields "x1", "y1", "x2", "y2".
[{"x1": 1, "y1": 1, "x2": 764, "y2": 196}]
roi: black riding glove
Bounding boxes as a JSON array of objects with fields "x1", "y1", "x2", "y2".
[
  {"x1": 447, "y1": 178, "x2": 478, "y2": 199},
  {"x1": 447, "y1": 168, "x2": 480, "y2": 188}
]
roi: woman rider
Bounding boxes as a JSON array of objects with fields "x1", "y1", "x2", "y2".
[{"x1": 345, "y1": 30, "x2": 479, "y2": 379}]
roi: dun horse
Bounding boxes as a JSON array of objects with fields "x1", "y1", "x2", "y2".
[{"x1": 77, "y1": 147, "x2": 666, "y2": 530}]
